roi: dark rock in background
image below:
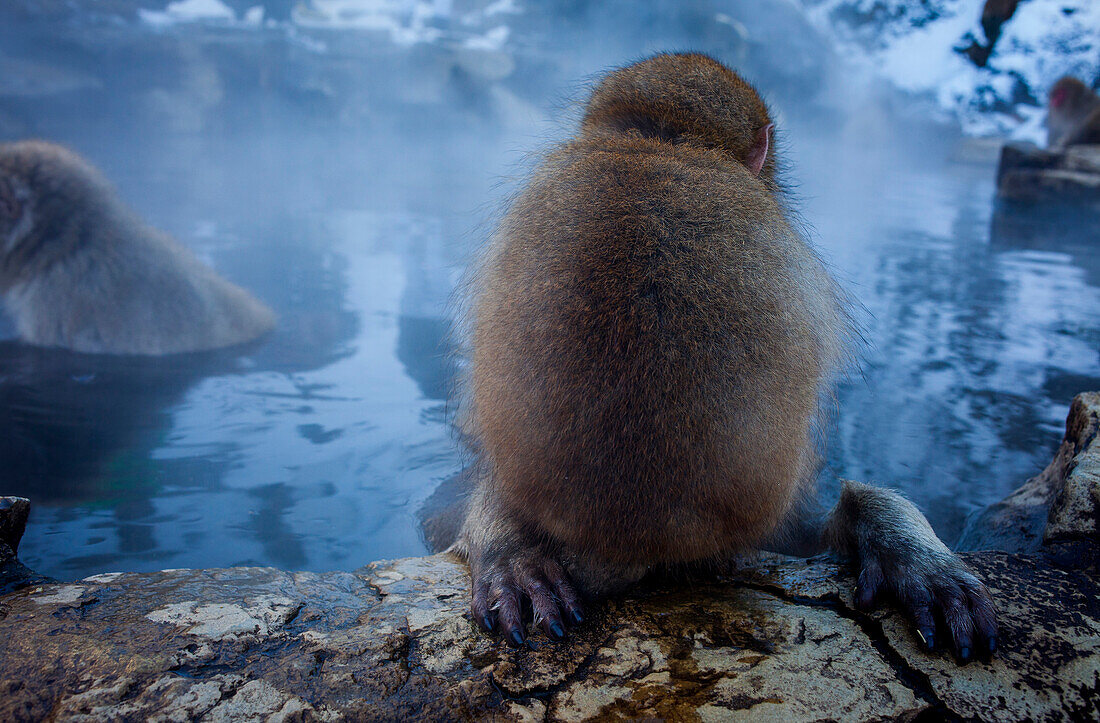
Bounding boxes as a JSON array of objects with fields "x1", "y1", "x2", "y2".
[
  {"x1": 0, "y1": 497, "x2": 50, "y2": 595},
  {"x1": 0, "y1": 497, "x2": 29, "y2": 558},
  {"x1": 996, "y1": 141, "x2": 1100, "y2": 208},
  {"x1": 958, "y1": 392, "x2": 1099, "y2": 553}
]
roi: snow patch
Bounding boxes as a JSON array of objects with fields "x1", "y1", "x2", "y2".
[
  {"x1": 463, "y1": 24, "x2": 509, "y2": 51},
  {"x1": 293, "y1": 0, "x2": 450, "y2": 45},
  {"x1": 802, "y1": 0, "x2": 1100, "y2": 140},
  {"x1": 138, "y1": 0, "x2": 519, "y2": 50},
  {"x1": 139, "y1": 0, "x2": 236, "y2": 27}
]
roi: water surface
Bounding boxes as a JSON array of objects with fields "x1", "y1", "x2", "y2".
[{"x1": 1, "y1": 2, "x2": 1097, "y2": 579}]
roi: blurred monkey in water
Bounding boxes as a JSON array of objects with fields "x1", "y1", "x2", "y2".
[
  {"x1": 456, "y1": 53, "x2": 997, "y2": 661},
  {"x1": 1047, "y1": 76, "x2": 1100, "y2": 149},
  {"x1": 0, "y1": 140, "x2": 275, "y2": 355}
]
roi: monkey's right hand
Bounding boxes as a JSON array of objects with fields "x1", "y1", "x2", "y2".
[{"x1": 470, "y1": 548, "x2": 584, "y2": 647}]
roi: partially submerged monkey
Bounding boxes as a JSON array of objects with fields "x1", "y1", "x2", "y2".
[
  {"x1": 1047, "y1": 76, "x2": 1100, "y2": 149},
  {"x1": 0, "y1": 140, "x2": 275, "y2": 355},
  {"x1": 457, "y1": 53, "x2": 997, "y2": 661}
]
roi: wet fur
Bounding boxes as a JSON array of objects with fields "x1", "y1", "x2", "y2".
[{"x1": 0, "y1": 140, "x2": 275, "y2": 355}]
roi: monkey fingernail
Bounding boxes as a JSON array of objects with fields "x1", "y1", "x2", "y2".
[
  {"x1": 507, "y1": 629, "x2": 525, "y2": 647},
  {"x1": 548, "y1": 621, "x2": 565, "y2": 640},
  {"x1": 957, "y1": 646, "x2": 971, "y2": 663},
  {"x1": 986, "y1": 636, "x2": 997, "y2": 655},
  {"x1": 917, "y1": 629, "x2": 935, "y2": 651},
  {"x1": 570, "y1": 610, "x2": 584, "y2": 625},
  {"x1": 480, "y1": 615, "x2": 495, "y2": 632}
]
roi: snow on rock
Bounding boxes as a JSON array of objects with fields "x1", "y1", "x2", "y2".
[
  {"x1": 292, "y1": 0, "x2": 515, "y2": 46},
  {"x1": 801, "y1": 0, "x2": 1100, "y2": 140},
  {"x1": 137, "y1": 0, "x2": 515, "y2": 49},
  {"x1": 292, "y1": 0, "x2": 451, "y2": 44},
  {"x1": 139, "y1": 0, "x2": 236, "y2": 27}
]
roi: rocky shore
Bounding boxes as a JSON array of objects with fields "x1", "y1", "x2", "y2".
[
  {"x1": 996, "y1": 142, "x2": 1100, "y2": 209},
  {"x1": 1, "y1": 393, "x2": 1098, "y2": 721}
]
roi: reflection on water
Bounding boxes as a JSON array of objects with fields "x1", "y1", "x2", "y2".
[{"x1": 1, "y1": 2, "x2": 1098, "y2": 579}]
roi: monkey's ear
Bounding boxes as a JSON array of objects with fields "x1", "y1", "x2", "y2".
[{"x1": 746, "y1": 123, "x2": 773, "y2": 176}]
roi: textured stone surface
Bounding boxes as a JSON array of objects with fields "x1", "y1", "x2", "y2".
[
  {"x1": 0, "y1": 496, "x2": 45, "y2": 596},
  {"x1": 3, "y1": 394, "x2": 1100, "y2": 720},
  {"x1": 0, "y1": 549, "x2": 1097, "y2": 721},
  {"x1": 0, "y1": 497, "x2": 29, "y2": 558},
  {"x1": 959, "y1": 393, "x2": 1100, "y2": 552},
  {"x1": 1045, "y1": 392, "x2": 1100, "y2": 544}
]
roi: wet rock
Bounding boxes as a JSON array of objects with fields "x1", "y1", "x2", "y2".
[
  {"x1": 0, "y1": 549, "x2": 1098, "y2": 720},
  {"x1": 996, "y1": 141, "x2": 1100, "y2": 207},
  {"x1": 0, "y1": 497, "x2": 29, "y2": 559},
  {"x1": 958, "y1": 392, "x2": 1100, "y2": 553},
  {"x1": 0, "y1": 497, "x2": 46, "y2": 596},
  {"x1": 3, "y1": 395, "x2": 1100, "y2": 720},
  {"x1": 1045, "y1": 392, "x2": 1100, "y2": 545}
]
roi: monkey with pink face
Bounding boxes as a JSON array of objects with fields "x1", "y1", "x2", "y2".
[
  {"x1": 456, "y1": 53, "x2": 997, "y2": 663},
  {"x1": 0, "y1": 140, "x2": 275, "y2": 355},
  {"x1": 1047, "y1": 76, "x2": 1100, "y2": 150}
]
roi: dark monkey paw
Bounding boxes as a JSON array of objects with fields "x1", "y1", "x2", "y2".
[
  {"x1": 470, "y1": 551, "x2": 584, "y2": 647},
  {"x1": 854, "y1": 550, "x2": 997, "y2": 663}
]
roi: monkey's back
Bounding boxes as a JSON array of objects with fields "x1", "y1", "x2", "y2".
[
  {"x1": 471, "y1": 138, "x2": 844, "y2": 565},
  {"x1": 7, "y1": 221, "x2": 275, "y2": 356},
  {"x1": 0, "y1": 140, "x2": 275, "y2": 356}
]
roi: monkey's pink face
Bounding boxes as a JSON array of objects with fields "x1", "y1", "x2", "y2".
[
  {"x1": 0, "y1": 173, "x2": 34, "y2": 255},
  {"x1": 1050, "y1": 87, "x2": 1069, "y2": 109}
]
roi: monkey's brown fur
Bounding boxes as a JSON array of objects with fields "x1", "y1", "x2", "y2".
[
  {"x1": 469, "y1": 54, "x2": 838, "y2": 569},
  {"x1": 1047, "y1": 77, "x2": 1100, "y2": 149},
  {"x1": 0, "y1": 140, "x2": 275, "y2": 355},
  {"x1": 458, "y1": 54, "x2": 996, "y2": 660}
]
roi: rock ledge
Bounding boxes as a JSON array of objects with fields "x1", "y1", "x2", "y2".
[
  {"x1": 1, "y1": 394, "x2": 1099, "y2": 721},
  {"x1": 996, "y1": 141, "x2": 1100, "y2": 208}
]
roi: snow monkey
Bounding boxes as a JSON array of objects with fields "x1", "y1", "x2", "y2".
[
  {"x1": 1047, "y1": 76, "x2": 1100, "y2": 149},
  {"x1": 0, "y1": 140, "x2": 275, "y2": 355},
  {"x1": 456, "y1": 53, "x2": 997, "y2": 662}
]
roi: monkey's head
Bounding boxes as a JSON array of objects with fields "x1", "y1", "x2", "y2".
[
  {"x1": 1049, "y1": 76, "x2": 1095, "y2": 117},
  {"x1": 580, "y1": 53, "x2": 775, "y2": 179},
  {"x1": 0, "y1": 140, "x2": 117, "y2": 274}
]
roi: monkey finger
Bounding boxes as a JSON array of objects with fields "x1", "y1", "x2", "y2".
[
  {"x1": 934, "y1": 585, "x2": 976, "y2": 663},
  {"x1": 489, "y1": 575, "x2": 527, "y2": 647},
  {"x1": 965, "y1": 584, "x2": 998, "y2": 658},
  {"x1": 471, "y1": 576, "x2": 496, "y2": 633},
  {"x1": 514, "y1": 566, "x2": 566, "y2": 640},
  {"x1": 855, "y1": 561, "x2": 885, "y2": 610},
  {"x1": 895, "y1": 583, "x2": 936, "y2": 653},
  {"x1": 541, "y1": 558, "x2": 584, "y2": 625}
]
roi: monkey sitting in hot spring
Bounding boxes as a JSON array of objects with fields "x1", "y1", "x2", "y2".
[
  {"x1": 453, "y1": 53, "x2": 997, "y2": 663},
  {"x1": 0, "y1": 141, "x2": 274, "y2": 355}
]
